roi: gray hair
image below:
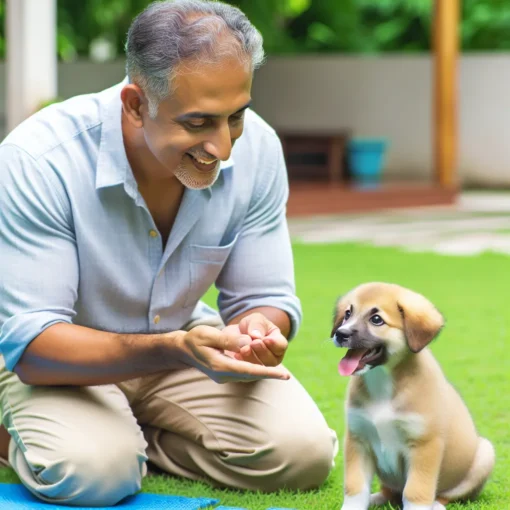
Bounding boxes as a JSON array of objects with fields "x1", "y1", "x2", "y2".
[{"x1": 125, "y1": 0, "x2": 265, "y2": 118}]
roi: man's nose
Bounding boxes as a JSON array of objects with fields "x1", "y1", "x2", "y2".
[{"x1": 204, "y1": 123, "x2": 233, "y2": 162}]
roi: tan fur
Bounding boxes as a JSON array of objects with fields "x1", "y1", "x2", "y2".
[
  {"x1": 343, "y1": 429, "x2": 369, "y2": 496},
  {"x1": 335, "y1": 282, "x2": 495, "y2": 509}
]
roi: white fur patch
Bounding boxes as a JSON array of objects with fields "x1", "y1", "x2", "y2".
[
  {"x1": 348, "y1": 368, "x2": 425, "y2": 489},
  {"x1": 341, "y1": 486, "x2": 370, "y2": 510},
  {"x1": 402, "y1": 498, "x2": 445, "y2": 510}
]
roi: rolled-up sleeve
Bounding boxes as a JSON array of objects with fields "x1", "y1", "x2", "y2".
[
  {"x1": 216, "y1": 134, "x2": 302, "y2": 339},
  {"x1": 0, "y1": 145, "x2": 78, "y2": 371}
]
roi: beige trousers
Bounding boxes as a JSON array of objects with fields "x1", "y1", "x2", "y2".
[{"x1": 0, "y1": 319, "x2": 338, "y2": 507}]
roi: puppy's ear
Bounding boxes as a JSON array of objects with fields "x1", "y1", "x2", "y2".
[
  {"x1": 397, "y1": 289, "x2": 444, "y2": 353},
  {"x1": 331, "y1": 295, "x2": 347, "y2": 337}
]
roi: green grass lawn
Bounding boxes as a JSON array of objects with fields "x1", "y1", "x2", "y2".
[{"x1": 1, "y1": 243, "x2": 508, "y2": 509}]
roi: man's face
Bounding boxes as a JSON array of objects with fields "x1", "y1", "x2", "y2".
[{"x1": 138, "y1": 57, "x2": 253, "y2": 190}]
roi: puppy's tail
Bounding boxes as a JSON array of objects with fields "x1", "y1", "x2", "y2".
[{"x1": 439, "y1": 437, "x2": 495, "y2": 502}]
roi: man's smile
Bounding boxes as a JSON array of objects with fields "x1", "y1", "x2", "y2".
[{"x1": 186, "y1": 152, "x2": 219, "y2": 172}]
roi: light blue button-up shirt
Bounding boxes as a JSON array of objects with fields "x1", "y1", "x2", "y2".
[{"x1": 0, "y1": 80, "x2": 302, "y2": 371}]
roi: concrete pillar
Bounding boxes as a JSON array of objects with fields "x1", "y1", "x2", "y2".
[{"x1": 6, "y1": 0, "x2": 57, "y2": 132}]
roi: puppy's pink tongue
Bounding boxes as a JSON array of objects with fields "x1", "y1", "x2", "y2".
[{"x1": 338, "y1": 348, "x2": 368, "y2": 376}]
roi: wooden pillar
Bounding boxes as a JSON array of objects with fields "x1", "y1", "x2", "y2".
[
  {"x1": 433, "y1": 0, "x2": 460, "y2": 188},
  {"x1": 6, "y1": 0, "x2": 57, "y2": 133}
]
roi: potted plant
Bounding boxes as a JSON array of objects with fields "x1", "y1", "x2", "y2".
[{"x1": 347, "y1": 137, "x2": 389, "y2": 187}]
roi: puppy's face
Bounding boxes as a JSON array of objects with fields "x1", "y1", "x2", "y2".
[{"x1": 331, "y1": 282, "x2": 444, "y2": 376}]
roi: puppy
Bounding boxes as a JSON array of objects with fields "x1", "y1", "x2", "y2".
[{"x1": 331, "y1": 282, "x2": 495, "y2": 510}]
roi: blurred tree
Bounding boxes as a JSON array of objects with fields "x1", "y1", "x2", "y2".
[
  {"x1": 355, "y1": 0, "x2": 432, "y2": 52},
  {"x1": 56, "y1": 0, "x2": 151, "y2": 61},
  {"x1": 0, "y1": 0, "x2": 509, "y2": 60},
  {"x1": 461, "y1": 0, "x2": 510, "y2": 50}
]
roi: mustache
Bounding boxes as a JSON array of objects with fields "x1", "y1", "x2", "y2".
[{"x1": 187, "y1": 149, "x2": 217, "y2": 161}]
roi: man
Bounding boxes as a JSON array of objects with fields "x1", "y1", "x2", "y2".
[{"x1": 0, "y1": 0, "x2": 337, "y2": 506}]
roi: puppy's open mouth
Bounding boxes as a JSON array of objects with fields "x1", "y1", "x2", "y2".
[{"x1": 338, "y1": 346, "x2": 385, "y2": 376}]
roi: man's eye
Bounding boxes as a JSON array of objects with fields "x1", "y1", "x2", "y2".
[
  {"x1": 370, "y1": 315, "x2": 385, "y2": 326},
  {"x1": 185, "y1": 120, "x2": 207, "y2": 130},
  {"x1": 229, "y1": 113, "x2": 245, "y2": 124}
]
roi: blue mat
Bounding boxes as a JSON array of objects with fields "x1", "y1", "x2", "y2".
[
  {"x1": 0, "y1": 483, "x2": 219, "y2": 509},
  {"x1": 215, "y1": 507, "x2": 249, "y2": 510}
]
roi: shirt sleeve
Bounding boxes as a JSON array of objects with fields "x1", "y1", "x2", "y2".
[
  {"x1": 0, "y1": 144, "x2": 79, "y2": 371},
  {"x1": 216, "y1": 133, "x2": 303, "y2": 339}
]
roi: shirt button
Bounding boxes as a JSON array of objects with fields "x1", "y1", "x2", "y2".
[
  {"x1": 153, "y1": 315, "x2": 161, "y2": 324},
  {"x1": 149, "y1": 229, "x2": 158, "y2": 238}
]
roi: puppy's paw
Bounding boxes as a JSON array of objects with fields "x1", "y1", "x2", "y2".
[
  {"x1": 402, "y1": 501, "x2": 446, "y2": 510},
  {"x1": 369, "y1": 491, "x2": 388, "y2": 506},
  {"x1": 341, "y1": 490, "x2": 370, "y2": 510}
]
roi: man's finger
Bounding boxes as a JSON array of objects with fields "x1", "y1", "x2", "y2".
[
  {"x1": 239, "y1": 313, "x2": 270, "y2": 339},
  {"x1": 218, "y1": 355, "x2": 290, "y2": 380},
  {"x1": 238, "y1": 344, "x2": 264, "y2": 365},
  {"x1": 250, "y1": 340, "x2": 279, "y2": 366},
  {"x1": 262, "y1": 333, "x2": 288, "y2": 357},
  {"x1": 221, "y1": 325, "x2": 252, "y2": 352}
]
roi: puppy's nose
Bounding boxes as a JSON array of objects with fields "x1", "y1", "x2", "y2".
[{"x1": 335, "y1": 329, "x2": 351, "y2": 342}]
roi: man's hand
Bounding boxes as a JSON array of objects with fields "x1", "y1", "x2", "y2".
[
  {"x1": 231, "y1": 312, "x2": 289, "y2": 367},
  {"x1": 176, "y1": 324, "x2": 290, "y2": 384}
]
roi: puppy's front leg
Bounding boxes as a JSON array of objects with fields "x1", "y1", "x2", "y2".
[
  {"x1": 403, "y1": 438, "x2": 444, "y2": 510},
  {"x1": 341, "y1": 431, "x2": 373, "y2": 510}
]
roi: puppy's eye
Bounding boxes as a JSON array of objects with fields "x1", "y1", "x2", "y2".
[
  {"x1": 343, "y1": 309, "x2": 351, "y2": 322},
  {"x1": 370, "y1": 315, "x2": 385, "y2": 326}
]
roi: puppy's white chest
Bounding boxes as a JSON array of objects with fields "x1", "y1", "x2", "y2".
[{"x1": 347, "y1": 371, "x2": 425, "y2": 485}]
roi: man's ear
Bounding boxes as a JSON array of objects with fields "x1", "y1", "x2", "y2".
[
  {"x1": 397, "y1": 289, "x2": 445, "y2": 353},
  {"x1": 120, "y1": 84, "x2": 146, "y2": 128},
  {"x1": 331, "y1": 295, "x2": 348, "y2": 338}
]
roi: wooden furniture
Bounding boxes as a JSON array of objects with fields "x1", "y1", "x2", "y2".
[{"x1": 277, "y1": 130, "x2": 350, "y2": 183}]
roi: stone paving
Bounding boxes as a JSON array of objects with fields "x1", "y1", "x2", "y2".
[{"x1": 288, "y1": 192, "x2": 510, "y2": 256}]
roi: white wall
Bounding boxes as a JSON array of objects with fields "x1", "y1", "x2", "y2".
[
  {"x1": 251, "y1": 54, "x2": 510, "y2": 187},
  {"x1": 1, "y1": 54, "x2": 509, "y2": 186},
  {"x1": 251, "y1": 55, "x2": 434, "y2": 182},
  {"x1": 458, "y1": 55, "x2": 510, "y2": 187}
]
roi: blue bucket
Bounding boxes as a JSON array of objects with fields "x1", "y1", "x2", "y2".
[{"x1": 348, "y1": 138, "x2": 388, "y2": 187}]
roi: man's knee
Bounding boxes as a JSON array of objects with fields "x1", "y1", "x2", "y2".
[
  {"x1": 224, "y1": 419, "x2": 338, "y2": 492},
  {"x1": 264, "y1": 421, "x2": 337, "y2": 491},
  {"x1": 15, "y1": 435, "x2": 147, "y2": 507}
]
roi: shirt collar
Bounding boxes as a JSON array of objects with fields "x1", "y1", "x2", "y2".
[
  {"x1": 95, "y1": 79, "x2": 130, "y2": 190},
  {"x1": 95, "y1": 78, "x2": 234, "y2": 191}
]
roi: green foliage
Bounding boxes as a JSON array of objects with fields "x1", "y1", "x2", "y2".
[
  {"x1": 461, "y1": 0, "x2": 510, "y2": 50},
  {"x1": 56, "y1": 0, "x2": 150, "y2": 61},
  {"x1": 0, "y1": 0, "x2": 509, "y2": 59}
]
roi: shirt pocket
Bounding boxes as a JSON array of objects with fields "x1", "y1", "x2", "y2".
[{"x1": 183, "y1": 232, "x2": 240, "y2": 308}]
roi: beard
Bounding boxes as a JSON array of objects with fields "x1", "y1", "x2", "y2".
[{"x1": 172, "y1": 150, "x2": 222, "y2": 190}]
